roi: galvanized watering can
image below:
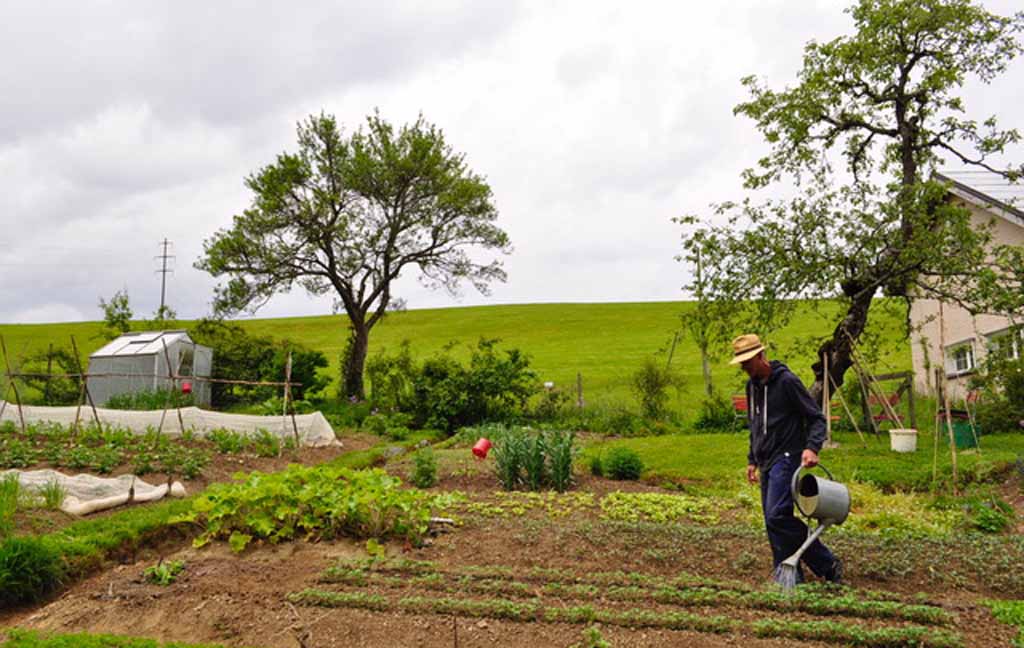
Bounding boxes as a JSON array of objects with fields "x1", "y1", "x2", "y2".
[
  {"x1": 775, "y1": 463, "x2": 851, "y2": 589},
  {"x1": 790, "y1": 464, "x2": 850, "y2": 526}
]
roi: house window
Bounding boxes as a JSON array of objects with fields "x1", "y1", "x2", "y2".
[
  {"x1": 946, "y1": 343, "x2": 975, "y2": 375},
  {"x1": 986, "y1": 327, "x2": 1022, "y2": 361}
]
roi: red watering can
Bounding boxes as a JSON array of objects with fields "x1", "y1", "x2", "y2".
[{"x1": 472, "y1": 438, "x2": 492, "y2": 459}]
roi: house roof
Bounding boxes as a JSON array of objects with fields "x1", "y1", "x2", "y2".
[
  {"x1": 935, "y1": 170, "x2": 1024, "y2": 228},
  {"x1": 90, "y1": 330, "x2": 198, "y2": 358}
]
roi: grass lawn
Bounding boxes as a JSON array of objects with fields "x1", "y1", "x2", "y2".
[
  {"x1": 584, "y1": 430, "x2": 1024, "y2": 494},
  {"x1": 0, "y1": 299, "x2": 911, "y2": 409}
]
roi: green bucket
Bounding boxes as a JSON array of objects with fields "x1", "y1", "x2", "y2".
[{"x1": 941, "y1": 419, "x2": 978, "y2": 449}]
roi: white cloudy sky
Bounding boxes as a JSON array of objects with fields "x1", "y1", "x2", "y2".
[{"x1": 1, "y1": 0, "x2": 1021, "y2": 324}]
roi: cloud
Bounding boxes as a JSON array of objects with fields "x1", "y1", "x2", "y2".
[{"x1": 0, "y1": 0, "x2": 1022, "y2": 324}]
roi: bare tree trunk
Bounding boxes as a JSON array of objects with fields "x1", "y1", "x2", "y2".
[
  {"x1": 700, "y1": 345, "x2": 713, "y2": 398},
  {"x1": 342, "y1": 324, "x2": 370, "y2": 399},
  {"x1": 809, "y1": 290, "x2": 875, "y2": 403}
]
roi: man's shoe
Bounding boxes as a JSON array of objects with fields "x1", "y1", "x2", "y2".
[{"x1": 825, "y1": 558, "x2": 844, "y2": 585}]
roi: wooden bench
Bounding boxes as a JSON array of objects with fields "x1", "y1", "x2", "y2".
[{"x1": 868, "y1": 392, "x2": 903, "y2": 426}]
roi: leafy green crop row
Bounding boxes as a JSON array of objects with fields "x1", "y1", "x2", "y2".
[{"x1": 178, "y1": 465, "x2": 441, "y2": 552}]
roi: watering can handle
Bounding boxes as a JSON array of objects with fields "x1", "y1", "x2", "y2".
[{"x1": 790, "y1": 463, "x2": 835, "y2": 518}]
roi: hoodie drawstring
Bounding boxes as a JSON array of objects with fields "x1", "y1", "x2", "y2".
[{"x1": 762, "y1": 384, "x2": 768, "y2": 435}]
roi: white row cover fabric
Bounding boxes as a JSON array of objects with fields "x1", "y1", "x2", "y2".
[
  {"x1": 2, "y1": 469, "x2": 186, "y2": 516},
  {"x1": 0, "y1": 402, "x2": 340, "y2": 447}
]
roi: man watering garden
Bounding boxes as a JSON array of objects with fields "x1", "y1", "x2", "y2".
[{"x1": 732, "y1": 334, "x2": 843, "y2": 585}]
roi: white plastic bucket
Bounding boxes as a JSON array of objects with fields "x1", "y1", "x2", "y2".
[{"x1": 889, "y1": 428, "x2": 918, "y2": 453}]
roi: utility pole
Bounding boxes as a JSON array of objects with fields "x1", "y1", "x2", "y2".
[{"x1": 154, "y1": 239, "x2": 175, "y2": 319}]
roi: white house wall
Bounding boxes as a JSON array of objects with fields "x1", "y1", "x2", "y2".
[{"x1": 909, "y1": 200, "x2": 1024, "y2": 400}]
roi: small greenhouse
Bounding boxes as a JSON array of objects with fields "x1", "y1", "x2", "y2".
[{"x1": 86, "y1": 330, "x2": 213, "y2": 406}]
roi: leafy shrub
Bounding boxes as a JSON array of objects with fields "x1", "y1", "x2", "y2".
[
  {"x1": 412, "y1": 339, "x2": 540, "y2": 432},
  {"x1": 18, "y1": 346, "x2": 81, "y2": 406},
  {"x1": 533, "y1": 388, "x2": 571, "y2": 421},
  {"x1": 411, "y1": 448, "x2": 438, "y2": 489},
  {"x1": 181, "y1": 466, "x2": 435, "y2": 551},
  {"x1": 604, "y1": 447, "x2": 644, "y2": 481},
  {"x1": 692, "y1": 391, "x2": 743, "y2": 432},
  {"x1": 0, "y1": 536, "x2": 65, "y2": 606},
  {"x1": 190, "y1": 319, "x2": 329, "y2": 406},
  {"x1": 143, "y1": 559, "x2": 185, "y2": 586},
  {"x1": 365, "y1": 340, "x2": 418, "y2": 412},
  {"x1": 589, "y1": 454, "x2": 604, "y2": 477},
  {"x1": 363, "y1": 412, "x2": 414, "y2": 440},
  {"x1": 630, "y1": 358, "x2": 681, "y2": 420}
]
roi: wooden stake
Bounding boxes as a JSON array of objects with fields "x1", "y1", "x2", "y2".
[
  {"x1": 70, "y1": 336, "x2": 101, "y2": 426},
  {"x1": 937, "y1": 302, "x2": 958, "y2": 495},
  {"x1": 823, "y1": 353, "x2": 832, "y2": 446},
  {"x1": 828, "y1": 372, "x2": 866, "y2": 446},
  {"x1": 0, "y1": 336, "x2": 27, "y2": 434},
  {"x1": 576, "y1": 372, "x2": 584, "y2": 409},
  {"x1": 161, "y1": 338, "x2": 186, "y2": 433},
  {"x1": 284, "y1": 350, "x2": 300, "y2": 448},
  {"x1": 43, "y1": 343, "x2": 53, "y2": 405}
]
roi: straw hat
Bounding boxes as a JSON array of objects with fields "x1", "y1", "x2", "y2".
[{"x1": 729, "y1": 334, "x2": 765, "y2": 365}]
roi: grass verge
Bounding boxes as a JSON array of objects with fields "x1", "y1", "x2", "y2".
[{"x1": 1, "y1": 629, "x2": 245, "y2": 647}]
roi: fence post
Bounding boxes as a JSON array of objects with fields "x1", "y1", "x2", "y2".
[
  {"x1": 70, "y1": 336, "x2": 101, "y2": 427},
  {"x1": 284, "y1": 351, "x2": 300, "y2": 448},
  {"x1": 576, "y1": 372, "x2": 584, "y2": 409},
  {"x1": 0, "y1": 336, "x2": 27, "y2": 434}
]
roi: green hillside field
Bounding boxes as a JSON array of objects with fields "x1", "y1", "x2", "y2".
[{"x1": 0, "y1": 300, "x2": 910, "y2": 411}]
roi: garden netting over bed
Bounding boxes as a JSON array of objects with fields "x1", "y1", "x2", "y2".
[{"x1": 0, "y1": 402, "x2": 340, "y2": 447}]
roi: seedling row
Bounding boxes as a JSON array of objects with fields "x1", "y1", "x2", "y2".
[
  {"x1": 288, "y1": 587, "x2": 963, "y2": 648},
  {"x1": 323, "y1": 558, "x2": 948, "y2": 623}
]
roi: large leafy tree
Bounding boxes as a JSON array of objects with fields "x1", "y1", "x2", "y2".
[
  {"x1": 198, "y1": 113, "x2": 510, "y2": 398},
  {"x1": 682, "y1": 0, "x2": 1024, "y2": 399}
]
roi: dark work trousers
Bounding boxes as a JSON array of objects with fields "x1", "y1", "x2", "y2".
[{"x1": 760, "y1": 453, "x2": 836, "y2": 578}]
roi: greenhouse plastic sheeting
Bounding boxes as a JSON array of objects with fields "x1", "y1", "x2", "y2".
[
  {"x1": 2, "y1": 469, "x2": 187, "y2": 515},
  {"x1": 0, "y1": 402, "x2": 340, "y2": 447}
]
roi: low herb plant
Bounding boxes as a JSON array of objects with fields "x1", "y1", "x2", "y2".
[
  {"x1": 411, "y1": 448, "x2": 438, "y2": 489},
  {"x1": 143, "y1": 559, "x2": 185, "y2": 586},
  {"x1": 251, "y1": 428, "x2": 281, "y2": 458},
  {"x1": 207, "y1": 428, "x2": 249, "y2": 454}
]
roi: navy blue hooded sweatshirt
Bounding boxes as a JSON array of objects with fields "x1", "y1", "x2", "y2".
[{"x1": 745, "y1": 360, "x2": 827, "y2": 470}]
